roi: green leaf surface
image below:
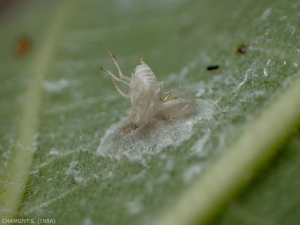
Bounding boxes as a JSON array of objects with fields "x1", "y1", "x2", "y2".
[{"x1": 0, "y1": 0, "x2": 300, "y2": 225}]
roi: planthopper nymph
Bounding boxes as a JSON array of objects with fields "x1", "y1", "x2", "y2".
[{"x1": 100, "y1": 51, "x2": 196, "y2": 130}]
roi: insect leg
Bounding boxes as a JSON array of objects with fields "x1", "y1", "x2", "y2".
[
  {"x1": 158, "y1": 81, "x2": 164, "y2": 88},
  {"x1": 106, "y1": 51, "x2": 131, "y2": 82},
  {"x1": 111, "y1": 77, "x2": 130, "y2": 99},
  {"x1": 161, "y1": 98, "x2": 185, "y2": 109},
  {"x1": 100, "y1": 67, "x2": 130, "y2": 86}
]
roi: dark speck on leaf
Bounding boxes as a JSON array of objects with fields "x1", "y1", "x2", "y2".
[
  {"x1": 206, "y1": 65, "x2": 219, "y2": 71},
  {"x1": 236, "y1": 44, "x2": 247, "y2": 54}
]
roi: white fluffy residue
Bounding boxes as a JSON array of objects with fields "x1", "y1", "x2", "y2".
[
  {"x1": 195, "y1": 89, "x2": 205, "y2": 98},
  {"x1": 125, "y1": 198, "x2": 143, "y2": 215},
  {"x1": 96, "y1": 100, "x2": 214, "y2": 160},
  {"x1": 65, "y1": 161, "x2": 85, "y2": 185},
  {"x1": 182, "y1": 164, "x2": 202, "y2": 184},
  {"x1": 190, "y1": 129, "x2": 211, "y2": 158},
  {"x1": 180, "y1": 67, "x2": 189, "y2": 77},
  {"x1": 261, "y1": 7, "x2": 272, "y2": 20},
  {"x1": 263, "y1": 68, "x2": 268, "y2": 77},
  {"x1": 252, "y1": 90, "x2": 265, "y2": 98},
  {"x1": 165, "y1": 158, "x2": 175, "y2": 172},
  {"x1": 237, "y1": 69, "x2": 250, "y2": 90},
  {"x1": 42, "y1": 79, "x2": 69, "y2": 93},
  {"x1": 157, "y1": 174, "x2": 171, "y2": 183},
  {"x1": 82, "y1": 217, "x2": 93, "y2": 225},
  {"x1": 125, "y1": 171, "x2": 146, "y2": 183},
  {"x1": 48, "y1": 148, "x2": 60, "y2": 156},
  {"x1": 65, "y1": 161, "x2": 80, "y2": 176}
]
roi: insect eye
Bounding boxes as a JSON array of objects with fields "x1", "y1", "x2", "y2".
[{"x1": 129, "y1": 111, "x2": 139, "y2": 124}]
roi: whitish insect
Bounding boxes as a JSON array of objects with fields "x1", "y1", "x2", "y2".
[{"x1": 100, "y1": 51, "x2": 196, "y2": 127}]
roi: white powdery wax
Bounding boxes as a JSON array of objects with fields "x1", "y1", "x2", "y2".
[{"x1": 96, "y1": 99, "x2": 215, "y2": 160}]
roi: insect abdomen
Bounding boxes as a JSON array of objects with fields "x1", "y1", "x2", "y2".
[{"x1": 135, "y1": 64, "x2": 158, "y2": 89}]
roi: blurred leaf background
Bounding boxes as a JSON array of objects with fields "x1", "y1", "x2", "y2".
[{"x1": 0, "y1": 0, "x2": 300, "y2": 224}]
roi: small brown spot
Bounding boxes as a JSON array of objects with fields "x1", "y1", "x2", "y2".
[
  {"x1": 155, "y1": 113, "x2": 169, "y2": 121},
  {"x1": 121, "y1": 122, "x2": 138, "y2": 134},
  {"x1": 15, "y1": 36, "x2": 32, "y2": 56},
  {"x1": 236, "y1": 44, "x2": 247, "y2": 55}
]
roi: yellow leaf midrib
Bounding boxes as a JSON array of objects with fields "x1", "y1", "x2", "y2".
[{"x1": 0, "y1": 0, "x2": 72, "y2": 222}]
